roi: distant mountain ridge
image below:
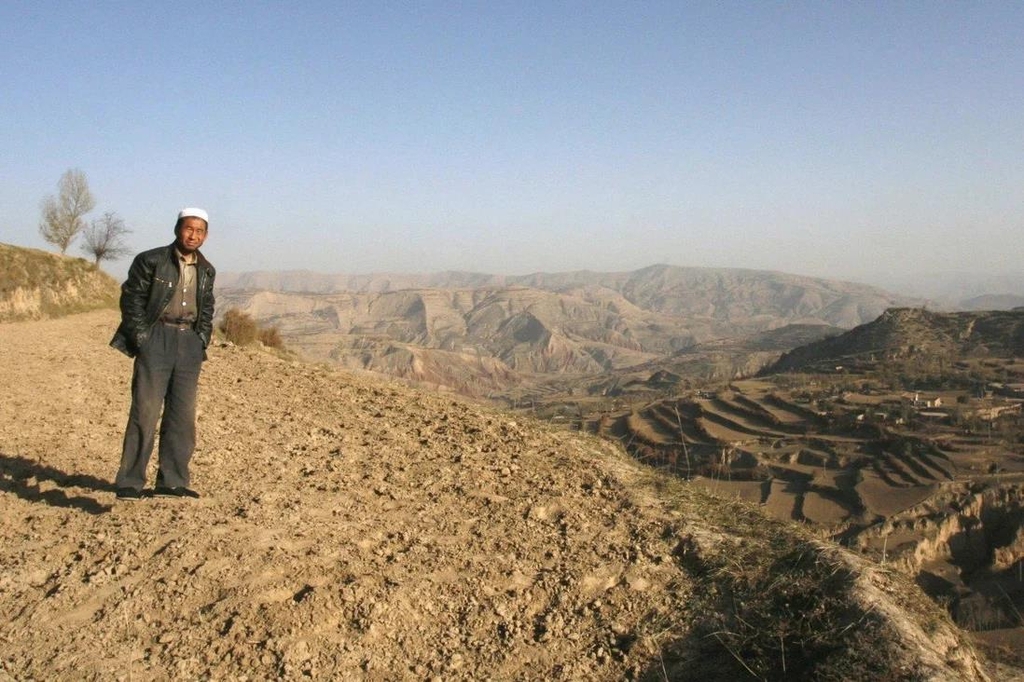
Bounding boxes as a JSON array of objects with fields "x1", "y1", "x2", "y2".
[
  {"x1": 961, "y1": 294, "x2": 1024, "y2": 312},
  {"x1": 217, "y1": 268, "x2": 504, "y2": 294},
  {"x1": 870, "y1": 270, "x2": 1024, "y2": 309},
  {"x1": 216, "y1": 265, "x2": 915, "y2": 396},
  {"x1": 219, "y1": 264, "x2": 916, "y2": 329}
]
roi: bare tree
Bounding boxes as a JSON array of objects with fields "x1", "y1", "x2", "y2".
[
  {"x1": 39, "y1": 168, "x2": 96, "y2": 254},
  {"x1": 81, "y1": 211, "x2": 133, "y2": 265}
]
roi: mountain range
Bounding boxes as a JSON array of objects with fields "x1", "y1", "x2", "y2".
[{"x1": 216, "y1": 264, "x2": 915, "y2": 396}]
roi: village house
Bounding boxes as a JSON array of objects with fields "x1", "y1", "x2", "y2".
[{"x1": 902, "y1": 392, "x2": 943, "y2": 409}]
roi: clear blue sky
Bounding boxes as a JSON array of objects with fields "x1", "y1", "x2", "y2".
[{"x1": 1, "y1": 2, "x2": 1021, "y2": 285}]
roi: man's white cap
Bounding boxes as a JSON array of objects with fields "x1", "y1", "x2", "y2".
[{"x1": 178, "y1": 207, "x2": 209, "y2": 223}]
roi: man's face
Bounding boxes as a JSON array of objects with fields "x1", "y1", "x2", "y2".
[{"x1": 175, "y1": 217, "x2": 208, "y2": 254}]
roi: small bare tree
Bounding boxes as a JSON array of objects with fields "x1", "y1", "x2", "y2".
[
  {"x1": 81, "y1": 211, "x2": 133, "y2": 265},
  {"x1": 39, "y1": 168, "x2": 96, "y2": 254}
]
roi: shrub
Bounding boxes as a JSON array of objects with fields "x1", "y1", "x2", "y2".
[
  {"x1": 219, "y1": 307, "x2": 286, "y2": 350},
  {"x1": 258, "y1": 325, "x2": 284, "y2": 350},
  {"x1": 219, "y1": 308, "x2": 258, "y2": 346}
]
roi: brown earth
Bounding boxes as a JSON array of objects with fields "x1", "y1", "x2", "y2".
[
  {"x1": 0, "y1": 311, "x2": 1010, "y2": 681},
  {"x1": 0, "y1": 243, "x2": 119, "y2": 322}
]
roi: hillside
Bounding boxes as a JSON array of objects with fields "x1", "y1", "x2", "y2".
[
  {"x1": 766, "y1": 308, "x2": 1024, "y2": 375},
  {"x1": 522, "y1": 304, "x2": 1024, "y2": 663},
  {"x1": 0, "y1": 310, "x2": 1000, "y2": 681},
  {"x1": 0, "y1": 243, "x2": 119, "y2": 322},
  {"x1": 216, "y1": 264, "x2": 910, "y2": 397}
]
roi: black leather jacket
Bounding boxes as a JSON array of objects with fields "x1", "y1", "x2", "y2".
[{"x1": 110, "y1": 243, "x2": 216, "y2": 357}]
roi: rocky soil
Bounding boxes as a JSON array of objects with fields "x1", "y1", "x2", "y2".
[{"x1": 0, "y1": 310, "x2": 1008, "y2": 681}]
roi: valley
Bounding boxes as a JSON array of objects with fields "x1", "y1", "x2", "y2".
[
  {"x1": 216, "y1": 266, "x2": 1024, "y2": 661},
  {"x1": 543, "y1": 309, "x2": 1024, "y2": 654}
]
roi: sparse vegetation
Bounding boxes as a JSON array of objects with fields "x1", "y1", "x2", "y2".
[
  {"x1": 218, "y1": 307, "x2": 285, "y2": 350},
  {"x1": 38, "y1": 168, "x2": 95, "y2": 254},
  {"x1": 219, "y1": 308, "x2": 258, "y2": 345},
  {"x1": 258, "y1": 324, "x2": 284, "y2": 349},
  {"x1": 80, "y1": 211, "x2": 132, "y2": 265}
]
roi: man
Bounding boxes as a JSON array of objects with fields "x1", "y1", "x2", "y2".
[{"x1": 110, "y1": 207, "x2": 216, "y2": 501}]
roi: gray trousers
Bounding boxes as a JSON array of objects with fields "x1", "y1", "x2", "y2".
[{"x1": 115, "y1": 323, "x2": 205, "y2": 490}]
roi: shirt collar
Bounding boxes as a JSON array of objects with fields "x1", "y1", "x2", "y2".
[{"x1": 174, "y1": 247, "x2": 198, "y2": 265}]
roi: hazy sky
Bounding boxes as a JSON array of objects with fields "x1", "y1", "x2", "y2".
[{"x1": 1, "y1": 2, "x2": 1021, "y2": 284}]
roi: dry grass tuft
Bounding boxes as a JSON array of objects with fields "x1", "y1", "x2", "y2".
[
  {"x1": 218, "y1": 307, "x2": 286, "y2": 350},
  {"x1": 644, "y1": 477, "x2": 974, "y2": 681}
]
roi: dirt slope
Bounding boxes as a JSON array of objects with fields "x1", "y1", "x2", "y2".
[
  {"x1": 0, "y1": 243, "x2": 119, "y2": 322},
  {"x1": 0, "y1": 311, "x2": 1000, "y2": 681}
]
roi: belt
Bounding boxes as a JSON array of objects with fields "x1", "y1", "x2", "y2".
[{"x1": 160, "y1": 319, "x2": 195, "y2": 330}]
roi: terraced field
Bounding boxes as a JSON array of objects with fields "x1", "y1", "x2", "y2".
[
  {"x1": 583, "y1": 375, "x2": 1024, "y2": 642},
  {"x1": 586, "y1": 380, "x2": 1014, "y2": 529}
]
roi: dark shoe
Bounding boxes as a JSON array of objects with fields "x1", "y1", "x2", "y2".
[
  {"x1": 116, "y1": 487, "x2": 142, "y2": 501},
  {"x1": 154, "y1": 486, "x2": 200, "y2": 499}
]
